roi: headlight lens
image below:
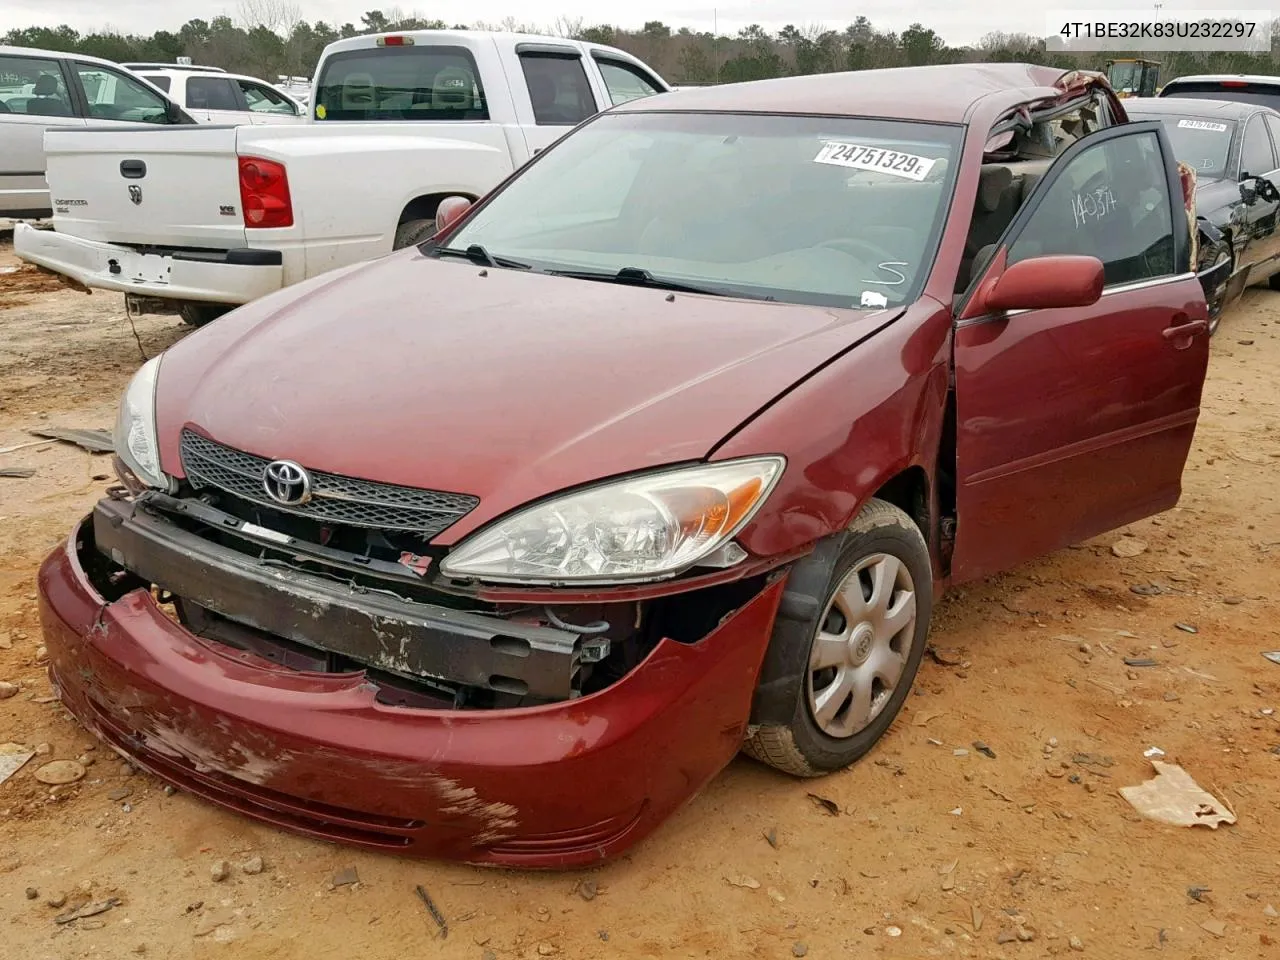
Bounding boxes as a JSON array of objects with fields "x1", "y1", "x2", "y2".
[
  {"x1": 112, "y1": 355, "x2": 166, "y2": 489},
  {"x1": 440, "y1": 457, "x2": 785, "y2": 584}
]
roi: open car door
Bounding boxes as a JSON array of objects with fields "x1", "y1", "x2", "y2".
[{"x1": 950, "y1": 121, "x2": 1210, "y2": 584}]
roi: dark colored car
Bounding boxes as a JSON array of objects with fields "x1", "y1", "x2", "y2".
[
  {"x1": 1128, "y1": 95, "x2": 1280, "y2": 332},
  {"x1": 1159, "y1": 73, "x2": 1280, "y2": 113},
  {"x1": 38, "y1": 63, "x2": 1211, "y2": 868}
]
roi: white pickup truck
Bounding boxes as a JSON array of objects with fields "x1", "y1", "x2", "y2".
[{"x1": 15, "y1": 31, "x2": 668, "y2": 325}]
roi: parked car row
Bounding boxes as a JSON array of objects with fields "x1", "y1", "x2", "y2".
[
  {"x1": 14, "y1": 31, "x2": 670, "y2": 325},
  {"x1": 27, "y1": 56, "x2": 1218, "y2": 867},
  {"x1": 1, "y1": 49, "x2": 307, "y2": 219}
]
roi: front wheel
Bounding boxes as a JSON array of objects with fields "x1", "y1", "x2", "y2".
[{"x1": 743, "y1": 498, "x2": 933, "y2": 777}]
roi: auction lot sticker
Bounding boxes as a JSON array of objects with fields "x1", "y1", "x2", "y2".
[
  {"x1": 1177, "y1": 119, "x2": 1228, "y2": 132},
  {"x1": 814, "y1": 142, "x2": 937, "y2": 181}
]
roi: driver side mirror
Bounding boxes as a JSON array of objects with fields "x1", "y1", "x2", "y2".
[
  {"x1": 984, "y1": 254, "x2": 1104, "y2": 312},
  {"x1": 434, "y1": 195, "x2": 473, "y2": 236}
]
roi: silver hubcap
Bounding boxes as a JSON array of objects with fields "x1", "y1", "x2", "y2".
[{"x1": 806, "y1": 553, "x2": 917, "y2": 739}]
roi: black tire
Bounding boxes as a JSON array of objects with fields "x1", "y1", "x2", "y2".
[
  {"x1": 1268, "y1": 271, "x2": 1280, "y2": 293},
  {"x1": 393, "y1": 218, "x2": 436, "y2": 250},
  {"x1": 743, "y1": 498, "x2": 933, "y2": 777},
  {"x1": 179, "y1": 302, "x2": 231, "y2": 327}
]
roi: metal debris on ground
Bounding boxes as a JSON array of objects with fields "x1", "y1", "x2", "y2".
[
  {"x1": 724, "y1": 875, "x2": 761, "y2": 889},
  {"x1": 973, "y1": 741, "x2": 996, "y2": 759},
  {"x1": 1071, "y1": 753, "x2": 1114, "y2": 768},
  {"x1": 1262, "y1": 652, "x2": 1280, "y2": 665},
  {"x1": 1124, "y1": 657, "x2": 1158, "y2": 667},
  {"x1": 414, "y1": 884, "x2": 447, "y2": 938},
  {"x1": 763, "y1": 826, "x2": 779, "y2": 849},
  {"x1": 806, "y1": 792, "x2": 840, "y2": 816},
  {"x1": 33, "y1": 759, "x2": 86, "y2": 785},
  {"x1": 1187, "y1": 885, "x2": 1211, "y2": 902},
  {"x1": 1119, "y1": 761, "x2": 1236, "y2": 829},
  {"x1": 0, "y1": 467, "x2": 35, "y2": 478},
  {"x1": 55, "y1": 898, "x2": 121, "y2": 924},
  {"x1": 1144, "y1": 747, "x2": 1166, "y2": 759},
  {"x1": 1175, "y1": 622, "x2": 1199, "y2": 634},
  {"x1": 29, "y1": 427, "x2": 114, "y2": 454},
  {"x1": 1129, "y1": 583, "x2": 1162, "y2": 596},
  {"x1": 331, "y1": 867, "x2": 359, "y2": 887}
]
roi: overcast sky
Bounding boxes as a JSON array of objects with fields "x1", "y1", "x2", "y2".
[{"x1": 0, "y1": 0, "x2": 1252, "y2": 49}]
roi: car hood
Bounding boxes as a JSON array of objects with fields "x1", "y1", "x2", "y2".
[{"x1": 155, "y1": 250, "x2": 899, "y2": 543}]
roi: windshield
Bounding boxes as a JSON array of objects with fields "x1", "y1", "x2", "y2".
[
  {"x1": 1109, "y1": 62, "x2": 1141, "y2": 93},
  {"x1": 446, "y1": 111, "x2": 962, "y2": 309},
  {"x1": 313, "y1": 46, "x2": 488, "y2": 121},
  {"x1": 1129, "y1": 114, "x2": 1235, "y2": 179}
]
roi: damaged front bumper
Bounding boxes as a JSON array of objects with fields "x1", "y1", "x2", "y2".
[{"x1": 38, "y1": 509, "x2": 786, "y2": 867}]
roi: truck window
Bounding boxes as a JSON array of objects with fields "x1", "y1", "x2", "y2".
[
  {"x1": 0, "y1": 56, "x2": 73, "y2": 117},
  {"x1": 237, "y1": 79, "x2": 297, "y2": 115},
  {"x1": 594, "y1": 58, "x2": 662, "y2": 105},
  {"x1": 519, "y1": 53, "x2": 596, "y2": 125},
  {"x1": 313, "y1": 47, "x2": 488, "y2": 121},
  {"x1": 74, "y1": 63, "x2": 170, "y2": 123},
  {"x1": 1239, "y1": 115, "x2": 1277, "y2": 177},
  {"x1": 187, "y1": 76, "x2": 240, "y2": 111},
  {"x1": 141, "y1": 74, "x2": 172, "y2": 93}
]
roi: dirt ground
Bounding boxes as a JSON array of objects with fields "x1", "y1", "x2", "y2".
[{"x1": 0, "y1": 235, "x2": 1277, "y2": 960}]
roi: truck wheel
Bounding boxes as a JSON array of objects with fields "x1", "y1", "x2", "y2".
[
  {"x1": 179, "y1": 303, "x2": 231, "y2": 327},
  {"x1": 393, "y1": 218, "x2": 436, "y2": 250},
  {"x1": 743, "y1": 498, "x2": 933, "y2": 777}
]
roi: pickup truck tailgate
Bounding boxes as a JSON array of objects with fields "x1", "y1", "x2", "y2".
[{"x1": 44, "y1": 125, "x2": 247, "y2": 248}]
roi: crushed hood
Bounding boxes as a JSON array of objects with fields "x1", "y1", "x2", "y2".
[{"x1": 155, "y1": 249, "x2": 897, "y2": 542}]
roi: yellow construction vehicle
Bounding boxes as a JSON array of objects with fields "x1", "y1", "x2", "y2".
[{"x1": 1106, "y1": 59, "x2": 1161, "y2": 98}]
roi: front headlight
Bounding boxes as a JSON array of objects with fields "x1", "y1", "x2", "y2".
[
  {"x1": 112, "y1": 355, "x2": 166, "y2": 489},
  {"x1": 440, "y1": 457, "x2": 785, "y2": 584}
]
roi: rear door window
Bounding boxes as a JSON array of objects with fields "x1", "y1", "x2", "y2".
[
  {"x1": 1239, "y1": 115, "x2": 1277, "y2": 177},
  {"x1": 237, "y1": 80, "x2": 297, "y2": 115},
  {"x1": 141, "y1": 74, "x2": 171, "y2": 93},
  {"x1": 74, "y1": 64, "x2": 171, "y2": 123},
  {"x1": 594, "y1": 58, "x2": 662, "y2": 105},
  {"x1": 518, "y1": 53, "x2": 596, "y2": 125},
  {"x1": 313, "y1": 47, "x2": 488, "y2": 121},
  {"x1": 186, "y1": 76, "x2": 241, "y2": 111},
  {"x1": 0, "y1": 55, "x2": 73, "y2": 117}
]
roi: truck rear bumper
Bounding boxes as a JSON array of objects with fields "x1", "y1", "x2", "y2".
[{"x1": 13, "y1": 222, "x2": 283, "y2": 305}]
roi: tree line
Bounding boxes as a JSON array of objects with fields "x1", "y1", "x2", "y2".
[{"x1": 4, "y1": 6, "x2": 1279, "y2": 85}]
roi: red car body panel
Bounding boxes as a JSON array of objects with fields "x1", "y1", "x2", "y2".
[
  {"x1": 35, "y1": 63, "x2": 1209, "y2": 867},
  {"x1": 40, "y1": 524, "x2": 786, "y2": 867}
]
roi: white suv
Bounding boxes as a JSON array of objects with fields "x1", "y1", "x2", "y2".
[
  {"x1": 0, "y1": 45, "x2": 192, "y2": 219},
  {"x1": 129, "y1": 66, "x2": 306, "y2": 125}
]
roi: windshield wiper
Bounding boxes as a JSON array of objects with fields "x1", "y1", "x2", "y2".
[
  {"x1": 547, "y1": 265, "x2": 770, "y2": 300},
  {"x1": 433, "y1": 244, "x2": 530, "y2": 270}
]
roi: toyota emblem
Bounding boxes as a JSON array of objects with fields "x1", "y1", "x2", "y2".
[
  {"x1": 262, "y1": 459, "x2": 312, "y2": 505},
  {"x1": 128, "y1": 185, "x2": 142, "y2": 205}
]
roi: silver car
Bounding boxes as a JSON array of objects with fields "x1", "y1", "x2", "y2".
[{"x1": 0, "y1": 45, "x2": 191, "y2": 219}]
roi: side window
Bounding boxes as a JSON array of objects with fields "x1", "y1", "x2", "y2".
[
  {"x1": 595, "y1": 59, "x2": 661, "y2": 105},
  {"x1": 1007, "y1": 131, "x2": 1176, "y2": 288},
  {"x1": 237, "y1": 80, "x2": 297, "y2": 114},
  {"x1": 518, "y1": 54, "x2": 596, "y2": 126},
  {"x1": 0, "y1": 55, "x2": 73, "y2": 117},
  {"x1": 74, "y1": 64, "x2": 169, "y2": 123},
  {"x1": 1266, "y1": 115, "x2": 1280, "y2": 166},
  {"x1": 141, "y1": 75, "x2": 172, "y2": 93},
  {"x1": 1241, "y1": 115, "x2": 1277, "y2": 177},
  {"x1": 186, "y1": 76, "x2": 240, "y2": 112}
]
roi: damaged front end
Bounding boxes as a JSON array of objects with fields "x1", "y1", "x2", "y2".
[{"x1": 40, "y1": 435, "x2": 792, "y2": 865}]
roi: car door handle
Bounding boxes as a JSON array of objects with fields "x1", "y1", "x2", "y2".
[{"x1": 1163, "y1": 316, "x2": 1207, "y2": 347}]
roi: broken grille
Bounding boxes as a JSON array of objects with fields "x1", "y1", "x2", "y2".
[{"x1": 179, "y1": 429, "x2": 478, "y2": 537}]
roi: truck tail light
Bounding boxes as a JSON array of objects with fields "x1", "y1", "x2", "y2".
[
  {"x1": 238, "y1": 157, "x2": 293, "y2": 229},
  {"x1": 376, "y1": 35, "x2": 413, "y2": 45},
  {"x1": 1220, "y1": 80, "x2": 1248, "y2": 87}
]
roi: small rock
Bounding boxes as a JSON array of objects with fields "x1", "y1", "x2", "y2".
[
  {"x1": 886, "y1": 926, "x2": 902, "y2": 937},
  {"x1": 792, "y1": 943, "x2": 809, "y2": 958},
  {"x1": 163, "y1": 785, "x2": 177, "y2": 797},
  {"x1": 120, "y1": 762, "x2": 136, "y2": 777},
  {"x1": 577, "y1": 879, "x2": 597, "y2": 901},
  {"x1": 35, "y1": 646, "x2": 47, "y2": 661},
  {"x1": 1175, "y1": 622, "x2": 1199, "y2": 634},
  {"x1": 1201, "y1": 918, "x2": 1226, "y2": 937},
  {"x1": 953, "y1": 748, "x2": 969, "y2": 757},
  {"x1": 132, "y1": 945, "x2": 147, "y2": 954},
  {"x1": 1078, "y1": 642, "x2": 1092, "y2": 655},
  {"x1": 0, "y1": 682, "x2": 18, "y2": 700},
  {"x1": 1017, "y1": 927, "x2": 1036, "y2": 942},
  {"x1": 1069, "y1": 935, "x2": 1085, "y2": 951},
  {"x1": 1112, "y1": 538, "x2": 1147, "y2": 558},
  {"x1": 34, "y1": 760, "x2": 85, "y2": 785},
  {"x1": 193, "y1": 907, "x2": 236, "y2": 937},
  {"x1": 1224, "y1": 596, "x2": 1244, "y2": 605},
  {"x1": 536, "y1": 944, "x2": 557, "y2": 956},
  {"x1": 997, "y1": 930, "x2": 1018, "y2": 944},
  {"x1": 1265, "y1": 904, "x2": 1278, "y2": 918},
  {"x1": 1127, "y1": 670, "x2": 1140, "y2": 681},
  {"x1": 1047, "y1": 737, "x2": 1059, "y2": 748},
  {"x1": 108, "y1": 787, "x2": 132, "y2": 802},
  {"x1": 210, "y1": 860, "x2": 231, "y2": 883},
  {"x1": 483, "y1": 951, "x2": 497, "y2": 960},
  {"x1": 1163, "y1": 691, "x2": 1180, "y2": 702},
  {"x1": 46, "y1": 893, "x2": 66, "y2": 908},
  {"x1": 34, "y1": 743, "x2": 51, "y2": 756},
  {"x1": 25, "y1": 887, "x2": 38, "y2": 900},
  {"x1": 949, "y1": 807, "x2": 963, "y2": 816},
  {"x1": 1239, "y1": 339, "x2": 1255, "y2": 345},
  {"x1": 331, "y1": 867, "x2": 358, "y2": 887},
  {"x1": 241, "y1": 856, "x2": 263, "y2": 876}
]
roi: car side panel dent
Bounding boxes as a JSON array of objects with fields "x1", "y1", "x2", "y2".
[{"x1": 714, "y1": 299, "x2": 952, "y2": 575}]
